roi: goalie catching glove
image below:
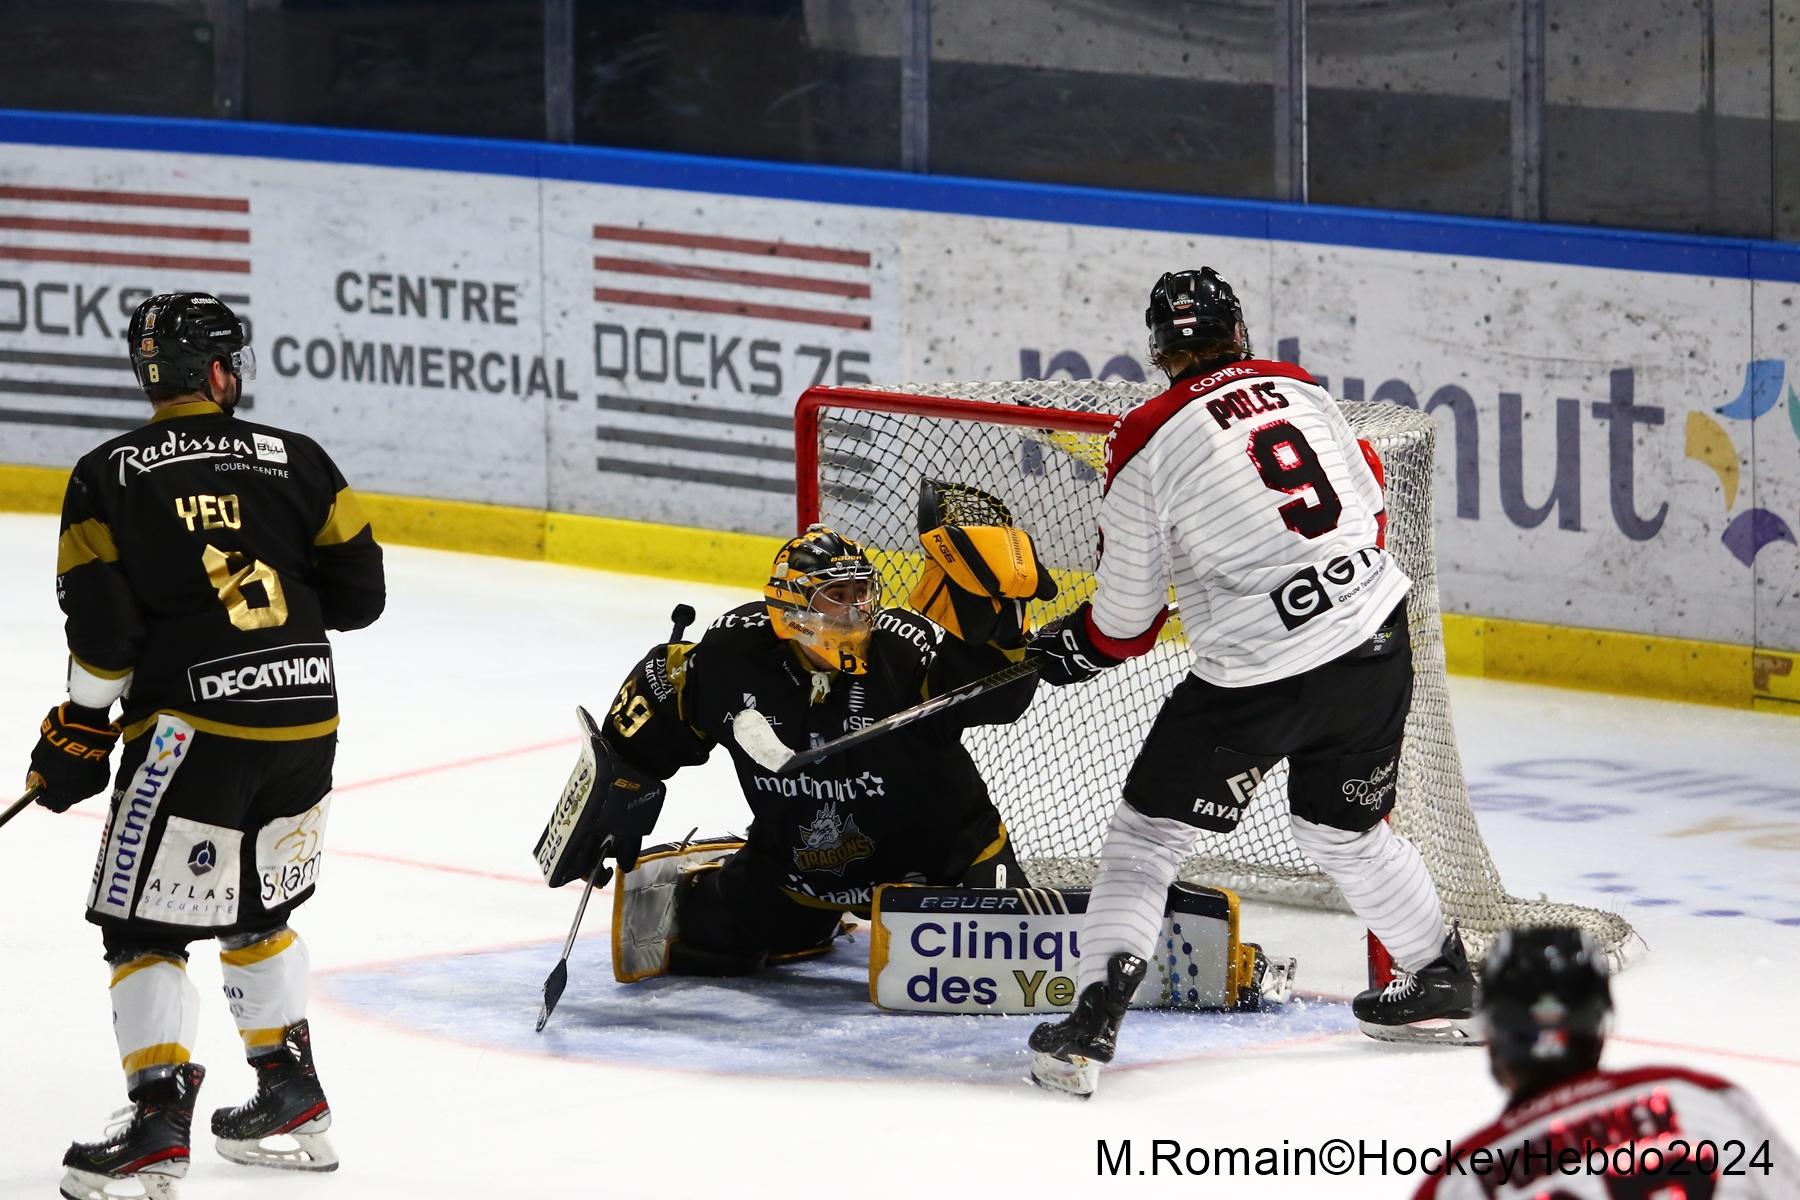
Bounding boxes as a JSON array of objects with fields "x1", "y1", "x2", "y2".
[
  {"x1": 534, "y1": 706, "x2": 669, "y2": 889},
  {"x1": 908, "y1": 479, "x2": 1057, "y2": 649}
]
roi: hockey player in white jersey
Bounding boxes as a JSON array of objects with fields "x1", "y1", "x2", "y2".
[
  {"x1": 1027, "y1": 268, "x2": 1475, "y2": 1096},
  {"x1": 1415, "y1": 926, "x2": 1797, "y2": 1198}
]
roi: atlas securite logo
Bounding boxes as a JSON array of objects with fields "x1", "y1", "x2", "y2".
[{"x1": 1685, "y1": 360, "x2": 1800, "y2": 566}]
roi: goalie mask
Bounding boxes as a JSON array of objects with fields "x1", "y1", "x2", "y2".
[
  {"x1": 1146, "y1": 268, "x2": 1250, "y2": 375},
  {"x1": 765, "y1": 525, "x2": 880, "y2": 675}
]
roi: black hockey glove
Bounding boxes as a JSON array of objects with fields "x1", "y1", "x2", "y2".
[
  {"x1": 593, "y1": 753, "x2": 667, "y2": 880},
  {"x1": 28, "y1": 703, "x2": 121, "y2": 812},
  {"x1": 1029, "y1": 607, "x2": 1124, "y2": 687}
]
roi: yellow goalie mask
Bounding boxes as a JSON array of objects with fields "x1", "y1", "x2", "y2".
[{"x1": 765, "y1": 525, "x2": 881, "y2": 675}]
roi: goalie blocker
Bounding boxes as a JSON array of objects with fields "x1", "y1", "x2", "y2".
[{"x1": 533, "y1": 706, "x2": 668, "y2": 890}]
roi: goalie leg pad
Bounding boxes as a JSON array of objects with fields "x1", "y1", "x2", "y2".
[
  {"x1": 673, "y1": 849, "x2": 847, "y2": 974},
  {"x1": 610, "y1": 838, "x2": 743, "y2": 982},
  {"x1": 869, "y1": 879, "x2": 1294, "y2": 1014}
]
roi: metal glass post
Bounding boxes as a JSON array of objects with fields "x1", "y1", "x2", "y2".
[
  {"x1": 1510, "y1": 0, "x2": 1546, "y2": 221},
  {"x1": 901, "y1": 0, "x2": 931, "y2": 172},
  {"x1": 545, "y1": 0, "x2": 575, "y2": 143},
  {"x1": 1273, "y1": 0, "x2": 1308, "y2": 203},
  {"x1": 212, "y1": 0, "x2": 246, "y2": 119}
]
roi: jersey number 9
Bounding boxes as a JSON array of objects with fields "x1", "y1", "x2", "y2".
[{"x1": 1247, "y1": 421, "x2": 1343, "y2": 539}]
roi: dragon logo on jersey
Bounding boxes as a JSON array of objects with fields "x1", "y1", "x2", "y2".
[{"x1": 793, "y1": 804, "x2": 875, "y2": 875}]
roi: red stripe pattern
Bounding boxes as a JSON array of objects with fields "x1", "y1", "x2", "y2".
[
  {"x1": 592, "y1": 224, "x2": 873, "y2": 331},
  {"x1": 0, "y1": 184, "x2": 252, "y2": 274}
]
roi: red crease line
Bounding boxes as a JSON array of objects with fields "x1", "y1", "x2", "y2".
[{"x1": 334, "y1": 736, "x2": 580, "y2": 792}]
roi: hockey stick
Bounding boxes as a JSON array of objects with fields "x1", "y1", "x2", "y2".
[
  {"x1": 535, "y1": 603, "x2": 696, "y2": 1033},
  {"x1": 746, "y1": 654, "x2": 1044, "y2": 775},
  {"x1": 535, "y1": 845, "x2": 612, "y2": 1033},
  {"x1": 0, "y1": 784, "x2": 44, "y2": 831},
  {"x1": 744, "y1": 601, "x2": 1183, "y2": 776}
]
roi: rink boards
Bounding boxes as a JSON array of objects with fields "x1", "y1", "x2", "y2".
[{"x1": 1, "y1": 108, "x2": 1797, "y2": 708}]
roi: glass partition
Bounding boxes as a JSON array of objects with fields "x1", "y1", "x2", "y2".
[
  {"x1": 247, "y1": 0, "x2": 546, "y2": 139},
  {"x1": 572, "y1": 0, "x2": 900, "y2": 168},
  {"x1": 1544, "y1": 0, "x2": 1774, "y2": 237},
  {"x1": 2, "y1": 0, "x2": 216, "y2": 118},
  {"x1": 1307, "y1": 0, "x2": 1511, "y2": 218},
  {"x1": 928, "y1": 0, "x2": 1278, "y2": 198}
]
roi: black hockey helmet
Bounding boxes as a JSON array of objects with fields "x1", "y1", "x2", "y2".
[
  {"x1": 1146, "y1": 268, "x2": 1250, "y2": 367},
  {"x1": 126, "y1": 292, "x2": 254, "y2": 400},
  {"x1": 1478, "y1": 926, "x2": 1612, "y2": 1069}
]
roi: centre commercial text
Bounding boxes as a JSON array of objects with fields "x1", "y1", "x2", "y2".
[{"x1": 266, "y1": 271, "x2": 577, "y2": 401}]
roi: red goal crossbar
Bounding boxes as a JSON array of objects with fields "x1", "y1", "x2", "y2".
[{"x1": 793, "y1": 385, "x2": 1119, "y2": 531}]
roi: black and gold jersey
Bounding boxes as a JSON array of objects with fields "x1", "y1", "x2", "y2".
[
  {"x1": 55, "y1": 399, "x2": 385, "y2": 742},
  {"x1": 603, "y1": 601, "x2": 1037, "y2": 911}
]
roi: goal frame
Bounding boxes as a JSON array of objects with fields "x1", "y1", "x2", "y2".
[
  {"x1": 792, "y1": 380, "x2": 1638, "y2": 984},
  {"x1": 794, "y1": 386, "x2": 1116, "y2": 530}
]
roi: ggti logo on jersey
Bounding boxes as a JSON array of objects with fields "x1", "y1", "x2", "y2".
[{"x1": 1270, "y1": 546, "x2": 1387, "y2": 631}]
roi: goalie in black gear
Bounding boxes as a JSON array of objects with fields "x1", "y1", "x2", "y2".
[{"x1": 536, "y1": 484, "x2": 1056, "y2": 980}]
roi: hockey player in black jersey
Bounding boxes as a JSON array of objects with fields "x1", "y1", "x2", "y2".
[
  {"x1": 22, "y1": 293, "x2": 384, "y2": 1199},
  {"x1": 537, "y1": 495, "x2": 1054, "y2": 981}
]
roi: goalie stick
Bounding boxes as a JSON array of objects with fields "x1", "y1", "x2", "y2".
[
  {"x1": 742, "y1": 600, "x2": 1183, "y2": 776},
  {"x1": 536, "y1": 603, "x2": 694, "y2": 1033},
  {"x1": 744, "y1": 656, "x2": 1040, "y2": 775},
  {"x1": 0, "y1": 784, "x2": 44, "y2": 832}
]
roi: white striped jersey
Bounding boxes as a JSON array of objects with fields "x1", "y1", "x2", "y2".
[
  {"x1": 1089, "y1": 359, "x2": 1410, "y2": 687},
  {"x1": 1414, "y1": 1064, "x2": 1799, "y2": 1198}
]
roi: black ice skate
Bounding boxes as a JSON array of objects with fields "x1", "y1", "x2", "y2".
[
  {"x1": 60, "y1": 1063, "x2": 204, "y2": 1200},
  {"x1": 1352, "y1": 927, "x2": 1481, "y2": 1043},
  {"x1": 1028, "y1": 953, "x2": 1147, "y2": 1099},
  {"x1": 211, "y1": 1020, "x2": 339, "y2": 1172}
]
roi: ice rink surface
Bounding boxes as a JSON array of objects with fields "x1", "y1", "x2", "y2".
[{"x1": 1, "y1": 511, "x2": 1796, "y2": 1198}]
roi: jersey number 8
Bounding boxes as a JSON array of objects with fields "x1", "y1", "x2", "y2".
[{"x1": 202, "y1": 544, "x2": 290, "y2": 630}]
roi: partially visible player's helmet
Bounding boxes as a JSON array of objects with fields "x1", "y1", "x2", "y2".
[
  {"x1": 1146, "y1": 268, "x2": 1250, "y2": 372},
  {"x1": 126, "y1": 292, "x2": 254, "y2": 403},
  {"x1": 765, "y1": 525, "x2": 881, "y2": 675},
  {"x1": 1478, "y1": 926, "x2": 1612, "y2": 1071}
]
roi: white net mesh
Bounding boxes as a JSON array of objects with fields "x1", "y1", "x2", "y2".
[{"x1": 803, "y1": 380, "x2": 1636, "y2": 967}]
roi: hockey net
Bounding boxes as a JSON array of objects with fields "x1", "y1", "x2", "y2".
[{"x1": 795, "y1": 380, "x2": 1636, "y2": 969}]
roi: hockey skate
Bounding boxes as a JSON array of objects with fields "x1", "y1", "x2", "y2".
[
  {"x1": 1028, "y1": 953, "x2": 1147, "y2": 1099},
  {"x1": 211, "y1": 1020, "x2": 339, "y2": 1172},
  {"x1": 1352, "y1": 927, "x2": 1481, "y2": 1043},
  {"x1": 60, "y1": 1063, "x2": 204, "y2": 1200}
]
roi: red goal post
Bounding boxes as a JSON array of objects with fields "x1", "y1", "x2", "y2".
[{"x1": 793, "y1": 380, "x2": 1638, "y2": 976}]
